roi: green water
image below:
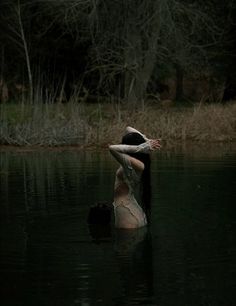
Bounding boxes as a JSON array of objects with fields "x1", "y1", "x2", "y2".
[{"x1": 0, "y1": 145, "x2": 236, "y2": 306}]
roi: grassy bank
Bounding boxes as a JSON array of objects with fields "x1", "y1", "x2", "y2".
[{"x1": 0, "y1": 102, "x2": 236, "y2": 147}]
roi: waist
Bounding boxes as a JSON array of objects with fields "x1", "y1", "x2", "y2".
[
  {"x1": 113, "y1": 194, "x2": 136, "y2": 207},
  {"x1": 114, "y1": 190, "x2": 134, "y2": 199}
]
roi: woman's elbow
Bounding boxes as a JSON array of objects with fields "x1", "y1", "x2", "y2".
[
  {"x1": 109, "y1": 145, "x2": 115, "y2": 153},
  {"x1": 109, "y1": 145, "x2": 120, "y2": 158}
]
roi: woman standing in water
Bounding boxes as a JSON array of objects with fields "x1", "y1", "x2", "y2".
[{"x1": 109, "y1": 127, "x2": 161, "y2": 229}]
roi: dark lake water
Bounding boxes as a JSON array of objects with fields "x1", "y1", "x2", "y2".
[{"x1": 0, "y1": 144, "x2": 236, "y2": 306}]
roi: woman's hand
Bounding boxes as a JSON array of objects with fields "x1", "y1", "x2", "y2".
[{"x1": 149, "y1": 139, "x2": 161, "y2": 151}]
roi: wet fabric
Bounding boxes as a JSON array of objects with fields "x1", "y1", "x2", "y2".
[{"x1": 111, "y1": 145, "x2": 149, "y2": 228}]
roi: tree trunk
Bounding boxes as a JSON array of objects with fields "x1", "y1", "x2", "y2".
[
  {"x1": 123, "y1": 2, "x2": 161, "y2": 107},
  {"x1": 17, "y1": 1, "x2": 33, "y2": 103}
]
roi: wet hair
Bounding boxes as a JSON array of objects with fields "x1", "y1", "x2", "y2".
[{"x1": 121, "y1": 132, "x2": 152, "y2": 222}]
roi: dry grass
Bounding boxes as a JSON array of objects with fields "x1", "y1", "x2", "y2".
[
  {"x1": 1, "y1": 101, "x2": 236, "y2": 146},
  {"x1": 96, "y1": 102, "x2": 236, "y2": 145}
]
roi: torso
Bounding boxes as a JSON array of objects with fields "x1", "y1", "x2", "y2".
[{"x1": 113, "y1": 165, "x2": 147, "y2": 229}]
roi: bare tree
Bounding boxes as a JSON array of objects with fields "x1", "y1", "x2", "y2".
[
  {"x1": 161, "y1": 0, "x2": 225, "y2": 100},
  {"x1": 0, "y1": 0, "x2": 229, "y2": 104},
  {"x1": 86, "y1": 0, "x2": 162, "y2": 104},
  {"x1": 86, "y1": 0, "x2": 224, "y2": 104},
  {"x1": 0, "y1": 0, "x2": 33, "y2": 102},
  {"x1": 16, "y1": 0, "x2": 33, "y2": 102}
]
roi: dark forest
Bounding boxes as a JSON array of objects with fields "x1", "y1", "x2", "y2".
[{"x1": 0, "y1": 0, "x2": 236, "y2": 105}]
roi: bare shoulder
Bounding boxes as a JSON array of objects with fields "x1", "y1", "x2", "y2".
[{"x1": 129, "y1": 156, "x2": 144, "y2": 171}]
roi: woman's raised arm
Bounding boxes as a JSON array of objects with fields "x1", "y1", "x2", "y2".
[
  {"x1": 109, "y1": 142, "x2": 151, "y2": 167},
  {"x1": 109, "y1": 139, "x2": 161, "y2": 168}
]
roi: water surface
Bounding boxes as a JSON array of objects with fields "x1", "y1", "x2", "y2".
[{"x1": 0, "y1": 145, "x2": 236, "y2": 306}]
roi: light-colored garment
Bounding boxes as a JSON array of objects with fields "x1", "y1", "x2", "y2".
[
  {"x1": 113, "y1": 195, "x2": 147, "y2": 228},
  {"x1": 112, "y1": 151, "x2": 148, "y2": 228},
  {"x1": 109, "y1": 129, "x2": 152, "y2": 228}
]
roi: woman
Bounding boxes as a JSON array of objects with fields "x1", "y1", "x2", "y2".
[{"x1": 109, "y1": 127, "x2": 161, "y2": 229}]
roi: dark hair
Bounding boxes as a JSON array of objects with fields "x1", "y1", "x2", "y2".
[{"x1": 121, "y1": 132, "x2": 152, "y2": 222}]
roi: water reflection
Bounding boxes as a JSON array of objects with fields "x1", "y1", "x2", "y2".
[
  {"x1": 113, "y1": 228, "x2": 154, "y2": 306},
  {"x1": 0, "y1": 150, "x2": 114, "y2": 219},
  {"x1": 16, "y1": 219, "x2": 152, "y2": 306},
  {"x1": 0, "y1": 146, "x2": 236, "y2": 306}
]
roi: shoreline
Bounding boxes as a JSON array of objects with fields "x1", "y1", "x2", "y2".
[
  {"x1": 1, "y1": 141, "x2": 236, "y2": 158},
  {"x1": 1, "y1": 102, "x2": 236, "y2": 148}
]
